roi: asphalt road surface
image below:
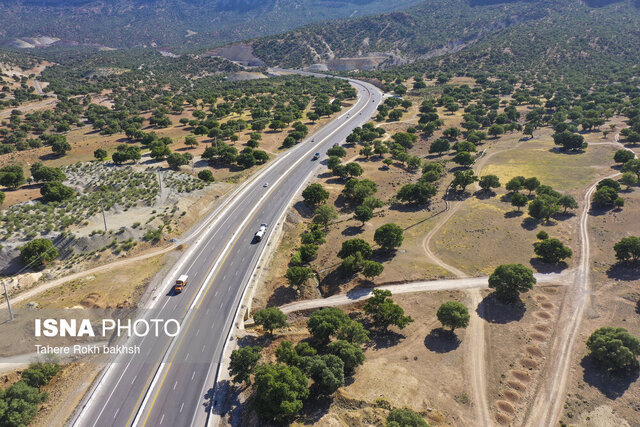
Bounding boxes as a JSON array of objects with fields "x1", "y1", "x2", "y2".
[{"x1": 72, "y1": 75, "x2": 382, "y2": 427}]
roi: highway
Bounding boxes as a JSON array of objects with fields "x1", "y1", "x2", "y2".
[{"x1": 72, "y1": 74, "x2": 382, "y2": 427}]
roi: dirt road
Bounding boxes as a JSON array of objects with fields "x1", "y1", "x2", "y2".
[{"x1": 524, "y1": 136, "x2": 637, "y2": 426}]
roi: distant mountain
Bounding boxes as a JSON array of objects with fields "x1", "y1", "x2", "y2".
[{"x1": 0, "y1": 0, "x2": 423, "y2": 49}]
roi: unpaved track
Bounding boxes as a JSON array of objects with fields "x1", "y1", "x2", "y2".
[
  {"x1": 524, "y1": 136, "x2": 638, "y2": 426},
  {"x1": 277, "y1": 273, "x2": 569, "y2": 314}
]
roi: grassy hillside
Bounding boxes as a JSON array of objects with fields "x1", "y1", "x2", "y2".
[{"x1": 0, "y1": 0, "x2": 423, "y2": 49}]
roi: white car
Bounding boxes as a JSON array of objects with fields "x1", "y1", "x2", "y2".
[{"x1": 263, "y1": 182, "x2": 269, "y2": 187}]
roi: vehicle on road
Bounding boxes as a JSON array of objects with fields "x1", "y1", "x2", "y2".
[
  {"x1": 254, "y1": 223, "x2": 268, "y2": 242},
  {"x1": 312, "y1": 152, "x2": 320, "y2": 160},
  {"x1": 263, "y1": 182, "x2": 269, "y2": 187},
  {"x1": 174, "y1": 275, "x2": 188, "y2": 293}
]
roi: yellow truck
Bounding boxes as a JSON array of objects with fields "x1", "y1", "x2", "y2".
[{"x1": 174, "y1": 275, "x2": 188, "y2": 293}]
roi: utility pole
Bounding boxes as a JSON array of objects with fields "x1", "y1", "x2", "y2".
[
  {"x1": 2, "y1": 279, "x2": 14, "y2": 321},
  {"x1": 99, "y1": 199, "x2": 108, "y2": 232}
]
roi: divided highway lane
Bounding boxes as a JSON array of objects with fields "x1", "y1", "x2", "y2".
[{"x1": 73, "y1": 76, "x2": 382, "y2": 427}]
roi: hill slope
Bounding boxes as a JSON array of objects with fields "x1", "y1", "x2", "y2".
[
  {"x1": 0, "y1": 0, "x2": 423, "y2": 49},
  {"x1": 246, "y1": 0, "x2": 640, "y2": 72}
]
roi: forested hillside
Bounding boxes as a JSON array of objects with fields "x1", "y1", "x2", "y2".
[
  {"x1": 0, "y1": 0, "x2": 422, "y2": 49},
  {"x1": 249, "y1": 0, "x2": 640, "y2": 70}
]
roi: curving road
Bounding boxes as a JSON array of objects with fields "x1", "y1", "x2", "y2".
[{"x1": 70, "y1": 75, "x2": 382, "y2": 427}]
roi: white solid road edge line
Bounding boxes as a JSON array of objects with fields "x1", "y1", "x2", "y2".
[
  {"x1": 130, "y1": 79, "x2": 377, "y2": 427},
  {"x1": 71, "y1": 76, "x2": 369, "y2": 427},
  {"x1": 204, "y1": 80, "x2": 380, "y2": 427}
]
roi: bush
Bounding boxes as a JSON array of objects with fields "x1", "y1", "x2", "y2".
[
  {"x1": 386, "y1": 408, "x2": 429, "y2": 427},
  {"x1": 22, "y1": 363, "x2": 61, "y2": 388},
  {"x1": 534, "y1": 238, "x2": 573, "y2": 263},
  {"x1": 229, "y1": 346, "x2": 262, "y2": 385}
]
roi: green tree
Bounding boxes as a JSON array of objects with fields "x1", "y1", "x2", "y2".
[
  {"x1": 253, "y1": 307, "x2": 288, "y2": 335},
  {"x1": 558, "y1": 194, "x2": 578, "y2": 213},
  {"x1": 553, "y1": 130, "x2": 586, "y2": 151},
  {"x1": 374, "y1": 223, "x2": 404, "y2": 252},
  {"x1": 20, "y1": 238, "x2": 58, "y2": 268},
  {"x1": 621, "y1": 172, "x2": 638, "y2": 189},
  {"x1": 198, "y1": 169, "x2": 214, "y2": 182},
  {"x1": 31, "y1": 166, "x2": 66, "y2": 183},
  {"x1": 534, "y1": 238, "x2": 572, "y2": 263},
  {"x1": 0, "y1": 191, "x2": 5, "y2": 205},
  {"x1": 364, "y1": 289, "x2": 413, "y2": 330},
  {"x1": 509, "y1": 193, "x2": 527, "y2": 212},
  {"x1": 313, "y1": 204, "x2": 338, "y2": 228},
  {"x1": 386, "y1": 408, "x2": 429, "y2": 427},
  {"x1": 592, "y1": 186, "x2": 619, "y2": 208},
  {"x1": 22, "y1": 362, "x2": 61, "y2": 388},
  {"x1": 229, "y1": 346, "x2": 262, "y2": 385},
  {"x1": 184, "y1": 135, "x2": 199, "y2": 148},
  {"x1": 488, "y1": 124, "x2": 505, "y2": 138},
  {"x1": 437, "y1": 301, "x2": 470, "y2": 332},
  {"x1": 523, "y1": 177, "x2": 540, "y2": 195},
  {"x1": 51, "y1": 137, "x2": 72, "y2": 156},
  {"x1": 253, "y1": 364, "x2": 309, "y2": 421},
  {"x1": 505, "y1": 176, "x2": 525, "y2": 193},
  {"x1": 362, "y1": 260, "x2": 384, "y2": 280},
  {"x1": 40, "y1": 181, "x2": 74, "y2": 202},
  {"x1": 307, "y1": 307, "x2": 350, "y2": 343},
  {"x1": 528, "y1": 194, "x2": 560, "y2": 221},
  {"x1": 614, "y1": 236, "x2": 640, "y2": 262},
  {"x1": 1, "y1": 381, "x2": 46, "y2": 427},
  {"x1": 451, "y1": 170, "x2": 478, "y2": 192},
  {"x1": 327, "y1": 145, "x2": 347, "y2": 158},
  {"x1": 397, "y1": 182, "x2": 437, "y2": 205},
  {"x1": 453, "y1": 151, "x2": 476, "y2": 166},
  {"x1": 94, "y1": 148, "x2": 107, "y2": 161},
  {"x1": 299, "y1": 354, "x2": 344, "y2": 394},
  {"x1": 488, "y1": 264, "x2": 536, "y2": 302},
  {"x1": 429, "y1": 138, "x2": 450, "y2": 156},
  {"x1": 302, "y1": 183, "x2": 329, "y2": 206},
  {"x1": 276, "y1": 341, "x2": 301, "y2": 366},
  {"x1": 327, "y1": 340, "x2": 366, "y2": 374},
  {"x1": 285, "y1": 266, "x2": 314, "y2": 289},
  {"x1": 338, "y1": 238, "x2": 373, "y2": 259},
  {"x1": 0, "y1": 165, "x2": 25, "y2": 188},
  {"x1": 614, "y1": 150, "x2": 635, "y2": 164},
  {"x1": 354, "y1": 205, "x2": 373, "y2": 225},
  {"x1": 336, "y1": 321, "x2": 370, "y2": 345},
  {"x1": 479, "y1": 175, "x2": 501, "y2": 192},
  {"x1": 586, "y1": 327, "x2": 640, "y2": 372}
]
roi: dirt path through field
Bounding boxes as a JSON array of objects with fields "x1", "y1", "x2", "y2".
[{"x1": 524, "y1": 135, "x2": 638, "y2": 426}]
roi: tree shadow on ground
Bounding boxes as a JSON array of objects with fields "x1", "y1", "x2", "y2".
[
  {"x1": 424, "y1": 328, "x2": 461, "y2": 353},
  {"x1": 529, "y1": 258, "x2": 569, "y2": 274},
  {"x1": 581, "y1": 355, "x2": 639, "y2": 399},
  {"x1": 520, "y1": 217, "x2": 540, "y2": 230},
  {"x1": 504, "y1": 210, "x2": 524, "y2": 219},
  {"x1": 474, "y1": 190, "x2": 495, "y2": 200},
  {"x1": 318, "y1": 268, "x2": 350, "y2": 297},
  {"x1": 500, "y1": 193, "x2": 514, "y2": 203},
  {"x1": 341, "y1": 225, "x2": 362, "y2": 236},
  {"x1": 552, "y1": 211, "x2": 576, "y2": 221},
  {"x1": 299, "y1": 392, "x2": 334, "y2": 425},
  {"x1": 388, "y1": 202, "x2": 430, "y2": 213},
  {"x1": 447, "y1": 191, "x2": 472, "y2": 201},
  {"x1": 293, "y1": 200, "x2": 314, "y2": 219},
  {"x1": 317, "y1": 171, "x2": 333, "y2": 179},
  {"x1": 636, "y1": 299, "x2": 640, "y2": 315},
  {"x1": 606, "y1": 262, "x2": 640, "y2": 281},
  {"x1": 589, "y1": 205, "x2": 614, "y2": 217},
  {"x1": 365, "y1": 329, "x2": 405, "y2": 349},
  {"x1": 476, "y1": 293, "x2": 526, "y2": 324},
  {"x1": 267, "y1": 285, "x2": 299, "y2": 307},
  {"x1": 371, "y1": 248, "x2": 397, "y2": 263}
]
